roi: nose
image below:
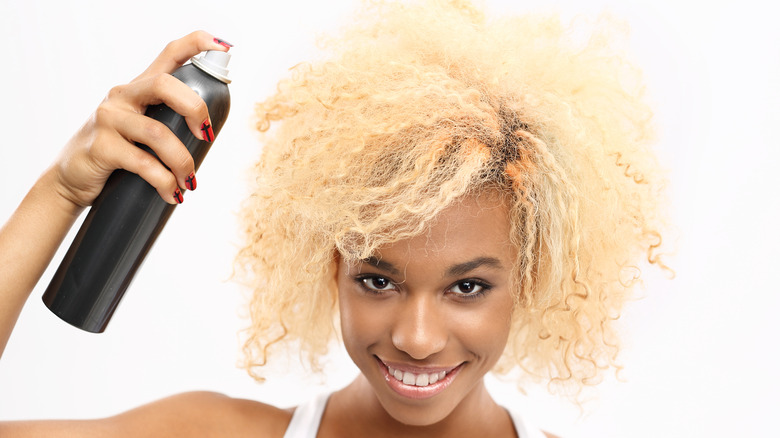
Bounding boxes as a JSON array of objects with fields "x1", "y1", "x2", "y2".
[{"x1": 390, "y1": 294, "x2": 448, "y2": 360}]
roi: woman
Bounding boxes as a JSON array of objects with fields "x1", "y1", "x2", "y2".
[{"x1": 0, "y1": 1, "x2": 666, "y2": 436}]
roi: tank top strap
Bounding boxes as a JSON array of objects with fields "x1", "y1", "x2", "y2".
[
  {"x1": 282, "y1": 393, "x2": 330, "y2": 438},
  {"x1": 507, "y1": 408, "x2": 548, "y2": 438}
]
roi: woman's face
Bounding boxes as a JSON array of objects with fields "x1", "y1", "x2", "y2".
[{"x1": 337, "y1": 192, "x2": 516, "y2": 426}]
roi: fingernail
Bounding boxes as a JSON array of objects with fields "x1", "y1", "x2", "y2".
[
  {"x1": 174, "y1": 188, "x2": 184, "y2": 204},
  {"x1": 185, "y1": 173, "x2": 197, "y2": 191},
  {"x1": 201, "y1": 119, "x2": 214, "y2": 142},
  {"x1": 213, "y1": 37, "x2": 233, "y2": 48}
]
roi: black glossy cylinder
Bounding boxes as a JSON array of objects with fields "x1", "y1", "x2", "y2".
[{"x1": 43, "y1": 62, "x2": 230, "y2": 333}]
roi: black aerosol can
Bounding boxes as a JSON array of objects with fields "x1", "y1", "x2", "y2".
[{"x1": 43, "y1": 50, "x2": 232, "y2": 333}]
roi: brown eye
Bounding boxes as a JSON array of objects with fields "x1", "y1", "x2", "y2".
[
  {"x1": 448, "y1": 280, "x2": 491, "y2": 299},
  {"x1": 362, "y1": 276, "x2": 394, "y2": 291},
  {"x1": 451, "y1": 281, "x2": 480, "y2": 294}
]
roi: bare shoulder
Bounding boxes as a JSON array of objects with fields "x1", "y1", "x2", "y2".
[
  {"x1": 543, "y1": 431, "x2": 561, "y2": 438},
  {"x1": 112, "y1": 391, "x2": 293, "y2": 438},
  {"x1": 0, "y1": 391, "x2": 292, "y2": 438}
]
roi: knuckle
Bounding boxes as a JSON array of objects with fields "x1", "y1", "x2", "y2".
[
  {"x1": 178, "y1": 152, "x2": 195, "y2": 173},
  {"x1": 136, "y1": 151, "x2": 161, "y2": 173},
  {"x1": 152, "y1": 172, "x2": 179, "y2": 203},
  {"x1": 191, "y1": 30, "x2": 209, "y2": 41},
  {"x1": 144, "y1": 121, "x2": 167, "y2": 141},
  {"x1": 151, "y1": 73, "x2": 173, "y2": 91},
  {"x1": 160, "y1": 174, "x2": 180, "y2": 201},
  {"x1": 163, "y1": 38, "x2": 179, "y2": 54},
  {"x1": 163, "y1": 172, "x2": 179, "y2": 191},
  {"x1": 106, "y1": 84, "x2": 126, "y2": 101},
  {"x1": 93, "y1": 104, "x2": 114, "y2": 126},
  {"x1": 190, "y1": 98, "x2": 207, "y2": 117}
]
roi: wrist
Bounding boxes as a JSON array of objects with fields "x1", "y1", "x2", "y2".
[{"x1": 35, "y1": 166, "x2": 87, "y2": 220}]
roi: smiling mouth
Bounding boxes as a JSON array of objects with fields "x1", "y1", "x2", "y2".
[
  {"x1": 375, "y1": 357, "x2": 463, "y2": 399},
  {"x1": 387, "y1": 365, "x2": 448, "y2": 387}
]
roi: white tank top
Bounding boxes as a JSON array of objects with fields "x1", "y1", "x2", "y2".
[{"x1": 282, "y1": 393, "x2": 547, "y2": 438}]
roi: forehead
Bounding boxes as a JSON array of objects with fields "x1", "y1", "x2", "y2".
[{"x1": 375, "y1": 191, "x2": 514, "y2": 263}]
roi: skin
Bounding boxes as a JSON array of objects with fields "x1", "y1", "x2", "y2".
[
  {"x1": 322, "y1": 192, "x2": 520, "y2": 438},
  {"x1": 0, "y1": 32, "x2": 557, "y2": 438}
]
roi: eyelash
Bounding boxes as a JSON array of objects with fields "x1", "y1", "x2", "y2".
[
  {"x1": 356, "y1": 275, "x2": 396, "y2": 293},
  {"x1": 353, "y1": 275, "x2": 492, "y2": 301}
]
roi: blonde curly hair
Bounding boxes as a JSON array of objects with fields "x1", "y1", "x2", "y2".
[{"x1": 236, "y1": 0, "x2": 668, "y2": 399}]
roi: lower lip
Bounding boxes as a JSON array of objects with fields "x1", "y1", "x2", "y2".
[{"x1": 376, "y1": 358, "x2": 463, "y2": 400}]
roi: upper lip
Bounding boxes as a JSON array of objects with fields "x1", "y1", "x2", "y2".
[{"x1": 376, "y1": 356, "x2": 462, "y2": 374}]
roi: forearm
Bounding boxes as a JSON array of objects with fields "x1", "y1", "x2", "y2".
[{"x1": 0, "y1": 166, "x2": 83, "y2": 358}]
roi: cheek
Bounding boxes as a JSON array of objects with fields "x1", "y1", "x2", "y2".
[
  {"x1": 338, "y1": 283, "x2": 387, "y2": 358},
  {"x1": 452, "y1": 295, "x2": 513, "y2": 359}
]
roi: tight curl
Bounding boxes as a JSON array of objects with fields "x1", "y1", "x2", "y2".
[{"x1": 236, "y1": 0, "x2": 669, "y2": 400}]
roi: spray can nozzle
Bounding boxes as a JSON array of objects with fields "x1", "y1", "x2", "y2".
[{"x1": 191, "y1": 50, "x2": 231, "y2": 84}]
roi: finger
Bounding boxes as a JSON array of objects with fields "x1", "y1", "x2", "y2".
[
  {"x1": 112, "y1": 109, "x2": 196, "y2": 192},
  {"x1": 122, "y1": 145, "x2": 185, "y2": 204},
  {"x1": 118, "y1": 73, "x2": 212, "y2": 143},
  {"x1": 140, "y1": 30, "x2": 231, "y2": 78},
  {"x1": 92, "y1": 131, "x2": 184, "y2": 204}
]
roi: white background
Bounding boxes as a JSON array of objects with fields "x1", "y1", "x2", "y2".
[{"x1": 1, "y1": 0, "x2": 778, "y2": 437}]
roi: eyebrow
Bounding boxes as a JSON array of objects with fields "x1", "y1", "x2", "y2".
[
  {"x1": 362, "y1": 256, "x2": 402, "y2": 276},
  {"x1": 360, "y1": 255, "x2": 504, "y2": 277},
  {"x1": 445, "y1": 256, "x2": 504, "y2": 277}
]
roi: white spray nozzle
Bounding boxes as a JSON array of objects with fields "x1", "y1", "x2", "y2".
[{"x1": 191, "y1": 50, "x2": 231, "y2": 84}]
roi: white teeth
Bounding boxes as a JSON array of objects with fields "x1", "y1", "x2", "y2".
[{"x1": 386, "y1": 365, "x2": 447, "y2": 387}]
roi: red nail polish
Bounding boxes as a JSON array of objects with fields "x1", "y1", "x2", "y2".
[
  {"x1": 201, "y1": 120, "x2": 214, "y2": 142},
  {"x1": 213, "y1": 37, "x2": 233, "y2": 48},
  {"x1": 174, "y1": 189, "x2": 184, "y2": 204},
  {"x1": 185, "y1": 173, "x2": 197, "y2": 191}
]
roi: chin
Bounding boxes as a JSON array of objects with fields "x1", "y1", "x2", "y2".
[{"x1": 375, "y1": 394, "x2": 456, "y2": 427}]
